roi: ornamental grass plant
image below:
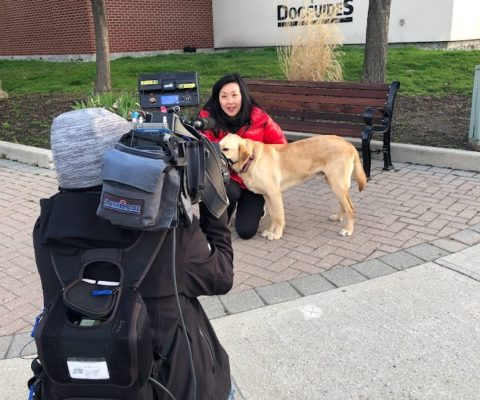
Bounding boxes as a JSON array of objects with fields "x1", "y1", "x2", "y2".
[{"x1": 277, "y1": 5, "x2": 344, "y2": 82}]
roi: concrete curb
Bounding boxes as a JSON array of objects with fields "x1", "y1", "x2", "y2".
[
  {"x1": 350, "y1": 138, "x2": 480, "y2": 173},
  {"x1": 387, "y1": 141, "x2": 480, "y2": 172},
  {"x1": 1, "y1": 138, "x2": 480, "y2": 173},
  {"x1": 284, "y1": 132, "x2": 480, "y2": 173},
  {"x1": 0, "y1": 141, "x2": 53, "y2": 169},
  {"x1": 201, "y1": 224, "x2": 480, "y2": 319}
]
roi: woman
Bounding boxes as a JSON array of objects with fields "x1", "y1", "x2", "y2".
[{"x1": 199, "y1": 73, "x2": 287, "y2": 239}]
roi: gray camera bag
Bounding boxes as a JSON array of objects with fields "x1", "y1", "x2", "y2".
[{"x1": 97, "y1": 144, "x2": 180, "y2": 230}]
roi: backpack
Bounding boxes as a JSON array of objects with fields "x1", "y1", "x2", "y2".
[{"x1": 29, "y1": 229, "x2": 168, "y2": 400}]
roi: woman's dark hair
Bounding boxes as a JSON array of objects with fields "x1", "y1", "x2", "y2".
[{"x1": 203, "y1": 73, "x2": 262, "y2": 136}]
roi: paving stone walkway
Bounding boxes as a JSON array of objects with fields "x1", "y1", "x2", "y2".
[{"x1": 1, "y1": 158, "x2": 480, "y2": 358}]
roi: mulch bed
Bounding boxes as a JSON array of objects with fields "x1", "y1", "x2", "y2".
[{"x1": 0, "y1": 93, "x2": 476, "y2": 151}]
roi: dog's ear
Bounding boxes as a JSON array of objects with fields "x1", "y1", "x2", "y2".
[{"x1": 238, "y1": 139, "x2": 254, "y2": 166}]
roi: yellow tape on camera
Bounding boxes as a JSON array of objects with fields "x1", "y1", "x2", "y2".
[
  {"x1": 140, "y1": 80, "x2": 159, "y2": 86},
  {"x1": 177, "y1": 83, "x2": 196, "y2": 89}
]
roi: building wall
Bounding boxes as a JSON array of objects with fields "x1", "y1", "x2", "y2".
[
  {"x1": 212, "y1": 0, "x2": 480, "y2": 48},
  {"x1": 2, "y1": 0, "x2": 478, "y2": 59},
  {"x1": 450, "y1": 0, "x2": 480, "y2": 41},
  {"x1": 106, "y1": 0, "x2": 214, "y2": 53},
  {"x1": 0, "y1": 0, "x2": 214, "y2": 58},
  {"x1": 0, "y1": 0, "x2": 95, "y2": 56},
  {"x1": 389, "y1": 0, "x2": 454, "y2": 43}
]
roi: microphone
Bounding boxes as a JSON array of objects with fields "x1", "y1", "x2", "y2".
[{"x1": 193, "y1": 117, "x2": 216, "y2": 130}]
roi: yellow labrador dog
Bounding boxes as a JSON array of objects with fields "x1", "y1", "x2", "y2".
[{"x1": 219, "y1": 134, "x2": 367, "y2": 240}]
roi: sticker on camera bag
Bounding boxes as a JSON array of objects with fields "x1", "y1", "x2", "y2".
[
  {"x1": 101, "y1": 192, "x2": 144, "y2": 215},
  {"x1": 67, "y1": 358, "x2": 110, "y2": 380}
]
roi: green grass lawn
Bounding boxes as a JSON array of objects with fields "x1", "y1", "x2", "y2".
[{"x1": 1, "y1": 46, "x2": 479, "y2": 97}]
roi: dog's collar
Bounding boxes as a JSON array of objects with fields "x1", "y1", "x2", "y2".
[{"x1": 240, "y1": 153, "x2": 254, "y2": 173}]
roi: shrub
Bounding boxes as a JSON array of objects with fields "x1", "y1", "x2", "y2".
[
  {"x1": 72, "y1": 91, "x2": 138, "y2": 119},
  {"x1": 277, "y1": 5, "x2": 344, "y2": 82}
]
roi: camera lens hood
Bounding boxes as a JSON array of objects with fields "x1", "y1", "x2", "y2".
[{"x1": 199, "y1": 136, "x2": 229, "y2": 218}]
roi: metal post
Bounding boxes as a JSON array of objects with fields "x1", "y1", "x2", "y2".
[{"x1": 469, "y1": 65, "x2": 480, "y2": 147}]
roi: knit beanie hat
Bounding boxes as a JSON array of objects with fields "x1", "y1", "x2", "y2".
[{"x1": 51, "y1": 108, "x2": 132, "y2": 189}]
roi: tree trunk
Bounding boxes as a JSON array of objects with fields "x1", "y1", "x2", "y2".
[
  {"x1": 0, "y1": 80, "x2": 8, "y2": 99},
  {"x1": 91, "y1": 0, "x2": 111, "y2": 94},
  {"x1": 362, "y1": 0, "x2": 392, "y2": 84}
]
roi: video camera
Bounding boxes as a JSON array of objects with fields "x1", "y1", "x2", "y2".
[
  {"x1": 30, "y1": 73, "x2": 228, "y2": 400},
  {"x1": 97, "y1": 72, "x2": 229, "y2": 230}
]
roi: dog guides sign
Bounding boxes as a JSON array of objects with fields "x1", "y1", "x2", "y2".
[
  {"x1": 276, "y1": 0, "x2": 354, "y2": 27},
  {"x1": 212, "y1": 0, "x2": 363, "y2": 48}
]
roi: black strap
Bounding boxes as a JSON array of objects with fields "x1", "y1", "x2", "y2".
[
  {"x1": 51, "y1": 229, "x2": 168, "y2": 288},
  {"x1": 122, "y1": 229, "x2": 169, "y2": 286},
  {"x1": 28, "y1": 358, "x2": 42, "y2": 400}
]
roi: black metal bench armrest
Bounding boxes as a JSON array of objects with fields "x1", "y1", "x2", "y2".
[
  {"x1": 363, "y1": 106, "x2": 388, "y2": 127},
  {"x1": 363, "y1": 80, "x2": 400, "y2": 128}
]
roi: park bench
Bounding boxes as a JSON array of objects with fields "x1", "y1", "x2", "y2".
[{"x1": 245, "y1": 78, "x2": 400, "y2": 178}]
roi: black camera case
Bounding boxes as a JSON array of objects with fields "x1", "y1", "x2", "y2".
[{"x1": 33, "y1": 230, "x2": 168, "y2": 400}]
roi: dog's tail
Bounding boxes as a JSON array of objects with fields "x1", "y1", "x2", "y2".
[{"x1": 353, "y1": 151, "x2": 367, "y2": 192}]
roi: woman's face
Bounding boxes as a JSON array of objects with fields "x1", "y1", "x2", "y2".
[{"x1": 219, "y1": 82, "x2": 242, "y2": 117}]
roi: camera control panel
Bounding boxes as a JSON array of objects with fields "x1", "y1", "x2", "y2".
[{"x1": 138, "y1": 72, "x2": 199, "y2": 109}]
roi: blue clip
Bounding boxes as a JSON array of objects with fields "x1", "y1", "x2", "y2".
[
  {"x1": 31, "y1": 308, "x2": 46, "y2": 338},
  {"x1": 28, "y1": 381, "x2": 37, "y2": 400},
  {"x1": 28, "y1": 386, "x2": 34, "y2": 400},
  {"x1": 91, "y1": 289, "x2": 113, "y2": 296}
]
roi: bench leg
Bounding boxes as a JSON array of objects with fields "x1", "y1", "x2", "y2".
[
  {"x1": 383, "y1": 130, "x2": 394, "y2": 171},
  {"x1": 361, "y1": 137, "x2": 371, "y2": 179},
  {"x1": 361, "y1": 127, "x2": 373, "y2": 179}
]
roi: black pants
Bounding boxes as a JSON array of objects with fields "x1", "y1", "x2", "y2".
[{"x1": 227, "y1": 180, "x2": 265, "y2": 239}]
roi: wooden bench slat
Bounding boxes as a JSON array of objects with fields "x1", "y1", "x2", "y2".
[
  {"x1": 253, "y1": 92, "x2": 387, "y2": 108},
  {"x1": 264, "y1": 108, "x2": 364, "y2": 123},
  {"x1": 259, "y1": 99, "x2": 375, "y2": 115},
  {"x1": 276, "y1": 118, "x2": 362, "y2": 136},
  {"x1": 267, "y1": 104, "x2": 367, "y2": 115},
  {"x1": 246, "y1": 78, "x2": 390, "y2": 91},
  {"x1": 249, "y1": 85, "x2": 389, "y2": 99}
]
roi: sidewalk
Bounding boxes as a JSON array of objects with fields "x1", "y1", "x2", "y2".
[
  {"x1": 1, "y1": 143, "x2": 480, "y2": 399},
  {"x1": 3, "y1": 246, "x2": 480, "y2": 399},
  {"x1": 212, "y1": 245, "x2": 480, "y2": 400}
]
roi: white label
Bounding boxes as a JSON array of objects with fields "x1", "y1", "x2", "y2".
[
  {"x1": 97, "y1": 280, "x2": 119, "y2": 286},
  {"x1": 81, "y1": 279, "x2": 119, "y2": 286},
  {"x1": 67, "y1": 358, "x2": 110, "y2": 380}
]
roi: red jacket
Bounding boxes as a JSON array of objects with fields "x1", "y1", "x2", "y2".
[{"x1": 199, "y1": 106, "x2": 287, "y2": 187}]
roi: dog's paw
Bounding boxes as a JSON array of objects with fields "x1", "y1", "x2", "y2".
[
  {"x1": 329, "y1": 214, "x2": 344, "y2": 222},
  {"x1": 339, "y1": 228, "x2": 353, "y2": 237},
  {"x1": 262, "y1": 229, "x2": 282, "y2": 240}
]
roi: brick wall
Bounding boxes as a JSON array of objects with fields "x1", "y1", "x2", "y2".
[{"x1": 0, "y1": 0, "x2": 214, "y2": 57}]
